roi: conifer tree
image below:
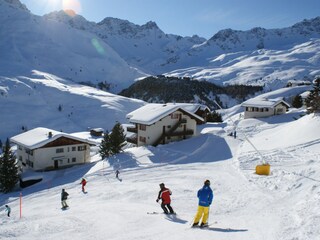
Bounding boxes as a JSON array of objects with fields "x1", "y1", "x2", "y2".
[
  {"x1": 109, "y1": 122, "x2": 126, "y2": 154},
  {"x1": 292, "y1": 94, "x2": 303, "y2": 108},
  {"x1": 0, "y1": 139, "x2": 19, "y2": 193},
  {"x1": 99, "y1": 130, "x2": 112, "y2": 159},
  {"x1": 305, "y1": 77, "x2": 320, "y2": 114},
  {"x1": 207, "y1": 111, "x2": 223, "y2": 122}
]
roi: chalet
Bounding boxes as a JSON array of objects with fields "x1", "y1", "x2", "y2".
[
  {"x1": 126, "y1": 103, "x2": 205, "y2": 147},
  {"x1": 10, "y1": 127, "x2": 96, "y2": 171},
  {"x1": 241, "y1": 97, "x2": 290, "y2": 119},
  {"x1": 90, "y1": 128, "x2": 104, "y2": 137}
]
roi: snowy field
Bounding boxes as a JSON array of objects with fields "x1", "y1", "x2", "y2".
[{"x1": 1, "y1": 110, "x2": 320, "y2": 240}]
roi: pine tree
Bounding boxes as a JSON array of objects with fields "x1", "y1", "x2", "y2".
[
  {"x1": 99, "y1": 130, "x2": 112, "y2": 159},
  {"x1": 207, "y1": 111, "x2": 223, "y2": 122},
  {"x1": 0, "y1": 139, "x2": 19, "y2": 193},
  {"x1": 305, "y1": 77, "x2": 320, "y2": 114},
  {"x1": 292, "y1": 94, "x2": 303, "y2": 108},
  {"x1": 109, "y1": 122, "x2": 126, "y2": 154}
]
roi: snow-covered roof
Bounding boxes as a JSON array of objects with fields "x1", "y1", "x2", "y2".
[
  {"x1": 241, "y1": 97, "x2": 290, "y2": 108},
  {"x1": 10, "y1": 127, "x2": 96, "y2": 150},
  {"x1": 126, "y1": 103, "x2": 204, "y2": 125}
]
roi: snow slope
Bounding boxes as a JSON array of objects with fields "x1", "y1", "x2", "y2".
[
  {"x1": 0, "y1": 70, "x2": 145, "y2": 140},
  {"x1": 1, "y1": 108, "x2": 320, "y2": 240}
]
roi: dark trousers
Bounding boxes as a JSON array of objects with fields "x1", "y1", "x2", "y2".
[{"x1": 161, "y1": 203, "x2": 174, "y2": 214}]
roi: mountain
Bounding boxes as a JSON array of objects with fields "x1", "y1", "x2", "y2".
[
  {"x1": 44, "y1": 10, "x2": 320, "y2": 90},
  {"x1": 1, "y1": 0, "x2": 320, "y2": 92},
  {"x1": 0, "y1": 0, "x2": 146, "y2": 93}
]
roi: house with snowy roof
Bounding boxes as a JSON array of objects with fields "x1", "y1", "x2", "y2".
[
  {"x1": 241, "y1": 97, "x2": 290, "y2": 119},
  {"x1": 10, "y1": 127, "x2": 96, "y2": 171},
  {"x1": 126, "y1": 103, "x2": 206, "y2": 146}
]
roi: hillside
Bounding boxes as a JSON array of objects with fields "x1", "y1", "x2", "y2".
[
  {"x1": 119, "y1": 75, "x2": 264, "y2": 109},
  {"x1": 0, "y1": 71, "x2": 145, "y2": 140},
  {"x1": 1, "y1": 108, "x2": 320, "y2": 240}
]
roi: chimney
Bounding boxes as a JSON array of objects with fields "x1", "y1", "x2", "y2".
[{"x1": 48, "y1": 132, "x2": 53, "y2": 138}]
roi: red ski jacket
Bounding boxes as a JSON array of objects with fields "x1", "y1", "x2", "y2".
[
  {"x1": 158, "y1": 187, "x2": 172, "y2": 204},
  {"x1": 81, "y1": 179, "x2": 87, "y2": 186}
]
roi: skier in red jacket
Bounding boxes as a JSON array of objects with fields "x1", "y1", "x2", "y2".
[
  {"x1": 156, "y1": 183, "x2": 175, "y2": 214},
  {"x1": 80, "y1": 178, "x2": 87, "y2": 192}
]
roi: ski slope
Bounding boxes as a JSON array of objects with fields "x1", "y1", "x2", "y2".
[{"x1": 1, "y1": 110, "x2": 320, "y2": 240}]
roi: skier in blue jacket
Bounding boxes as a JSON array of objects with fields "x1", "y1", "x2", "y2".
[{"x1": 192, "y1": 180, "x2": 214, "y2": 227}]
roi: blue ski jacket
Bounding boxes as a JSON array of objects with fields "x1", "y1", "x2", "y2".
[{"x1": 197, "y1": 185, "x2": 213, "y2": 207}]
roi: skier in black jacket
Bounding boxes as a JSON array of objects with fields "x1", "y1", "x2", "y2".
[{"x1": 61, "y1": 189, "x2": 69, "y2": 209}]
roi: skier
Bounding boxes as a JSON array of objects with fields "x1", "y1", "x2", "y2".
[
  {"x1": 80, "y1": 178, "x2": 87, "y2": 192},
  {"x1": 156, "y1": 183, "x2": 175, "y2": 214},
  {"x1": 5, "y1": 205, "x2": 11, "y2": 217},
  {"x1": 61, "y1": 189, "x2": 69, "y2": 209},
  {"x1": 192, "y1": 179, "x2": 214, "y2": 228},
  {"x1": 115, "y1": 170, "x2": 120, "y2": 179}
]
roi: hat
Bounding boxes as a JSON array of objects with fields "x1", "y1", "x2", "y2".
[
  {"x1": 159, "y1": 183, "x2": 165, "y2": 187},
  {"x1": 204, "y1": 180, "x2": 210, "y2": 185}
]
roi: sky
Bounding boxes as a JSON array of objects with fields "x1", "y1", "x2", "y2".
[{"x1": 19, "y1": 0, "x2": 320, "y2": 39}]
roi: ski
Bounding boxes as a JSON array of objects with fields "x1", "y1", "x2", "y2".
[
  {"x1": 147, "y1": 212, "x2": 177, "y2": 215},
  {"x1": 191, "y1": 221, "x2": 217, "y2": 229},
  {"x1": 147, "y1": 211, "x2": 159, "y2": 214}
]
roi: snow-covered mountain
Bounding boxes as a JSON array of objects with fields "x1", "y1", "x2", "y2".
[
  {"x1": 0, "y1": 0, "x2": 146, "y2": 93},
  {"x1": 44, "y1": 9, "x2": 320, "y2": 89},
  {"x1": 2, "y1": 0, "x2": 319, "y2": 92}
]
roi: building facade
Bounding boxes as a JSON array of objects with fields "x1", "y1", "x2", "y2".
[
  {"x1": 126, "y1": 104, "x2": 204, "y2": 146},
  {"x1": 11, "y1": 128, "x2": 95, "y2": 171},
  {"x1": 241, "y1": 97, "x2": 290, "y2": 119}
]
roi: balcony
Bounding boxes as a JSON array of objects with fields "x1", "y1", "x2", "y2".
[
  {"x1": 127, "y1": 126, "x2": 138, "y2": 133},
  {"x1": 126, "y1": 137, "x2": 137, "y2": 144}
]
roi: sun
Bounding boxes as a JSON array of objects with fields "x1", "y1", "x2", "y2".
[{"x1": 62, "y1": 0, "x2": 82, "y2": 15}]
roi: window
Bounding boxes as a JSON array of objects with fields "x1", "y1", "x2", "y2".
[
  {"x1": 171, "y1": 113, "x2": 181, "y2": 119},
  {"x1": 139, "y1": 136, "x2": 146, "y2": 143},
  {"x1": 276, "y1": 108, "x2": 284, "y2": 113},
  {"x1": 56, "y1": 148, "x2": 64, "y2": 153},
  {"x1": 25, "y1": 149, "x2": 33, "y2": 156},
  {"x1": 78, "y1": 146, "x2": 86, "y2": 151},
  {"x1": 27, "y1": 160, "x2": 33, "y2": 168},
  {"x1": 72, "y1": 147, "x2": 76, "y2": 151},
  {"x1": 139, "y1": 124, "x2": 146, "y2": 131},
  {"x1": 72, "y1": 158, "x2": 76, "y2": 163},
  {"x1": 19, "y1": 156, "x2": 22, "y2": 162}
]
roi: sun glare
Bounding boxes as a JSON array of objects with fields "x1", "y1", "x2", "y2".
[{"x1": 62, "y1": 0, "x2": 82, "y2": 16}]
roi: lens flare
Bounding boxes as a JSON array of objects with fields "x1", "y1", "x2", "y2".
[
  {"x1": 62, "y1": 0, "x2": 81, "y2": 16},
  {"x1": 91, "y1": 38, "x2": 106, "y2": 56}
]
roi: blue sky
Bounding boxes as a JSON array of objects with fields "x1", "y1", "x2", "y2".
[{"x1": 20, "y1": 0, "x2": 320, "y2": 39}]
